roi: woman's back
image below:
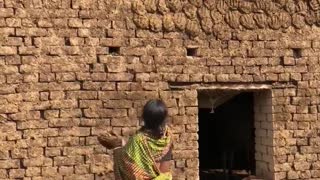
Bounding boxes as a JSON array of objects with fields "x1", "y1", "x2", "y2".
[
  {"x1": 112, "y1": 99, "x2": 173, "y2": 180},
  {"x1": 114, "y1": 129, "x2": 172, "y2": 180}
]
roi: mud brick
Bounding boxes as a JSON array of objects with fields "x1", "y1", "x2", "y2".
[
  {"x1": 23, "y1": 157, "x2": 53, "y2": 167},
  {"x1": 32, "y1": 176, "x2": 63, "y2": 180},
  {"x1": 50, "y1": 91, "x2": 65, "y2": 100},
  {"x1": 54, "y1": 156, "x2": 84, "y2": 166},
  {"x1": 16, "y1": 28, "x2": 48, "y2": 36},
  {"x1": 52, "y1": 63, "x2": 88, "y2": 72},
  {"x1": 74, "y1": 165, "x2": 89, "y2": 174},
  {"x1": 79, "y1": 118, "x2": 110, "y2": 127},
  {"x1": 0, "y1": 64, "x2": 18, "y2": 75},
  {"x1": 60, "y1": 109, "x2": 82, "y2": 118},
  {"x1": 57, "y1": 166, "x2": 74, "y2": 175},
  {"x1": 173, "y1": 150, "x2": 198, "y2": 159},
  {"x1": 66, "y1": 91, "x2": 97, "y2": 100},
  {"x1": 100, "y1": 38, "x2": 128, "y2": 47},
  {"x1": 6, "y1": 17, "x2": 21, "y2": 27},
  {"x1": 76, "y1": 72, "x2": 92, "y2": 80},
  {"x1": 68, "y1": 18, "x2": 82, "y2": 27},
  {"x1": 84, "y1": 37, "x2": 99, "y2": 46},
  {"x1": 0, "y1": 103, "x2": 18, "y2": 113},
  {"x1": 68, "y1": 37, "x2": 84, "y2": 46},
  {"x1": 59, "y1": 127, "x2": 90, "y2": 136},
  {"x1": 91, "y1": 73, "x2": 107, "y2": 81},
  {"x1": 104, "y1": 100, "x2": 132, "y2": 108},
  {"x1": 2, "y1": 37, "x2": 23, "y2": 46},
  {"x1": 79, "y1": 100, "x2": 102, "y2": 108},
  {"x1": 50, "y1": 100, "x2": 77, "y2": 109},
  {"x1": 16, "y1": 138, "x2": 47, "y2": 148},
  {"x1": 111, "y1": 117, "x2": 136, "y2": 126},
  {"x1": 34, "y1": 36, "x2": 64, "y2": 47},
  {"x1": 37, "y1": 19, "x2": 53, "y2": 28},
  {"x1": 0, "y1": 149, "x2": 9, "y2": 159},
  {"x1": 99, "y1": 56, "x2": 126, "y2": 72},
  {"x1": 23, "y1": 73, "x2": 39, "y2": 82},
  {"x1": 186, "y1": 159, "x2": 199, "y2": 168},
  {"x1": 9, "y1": 169, "x2": 25, "y2": 178},
  {"x1": 0, "y1": 46, "x2": 16, "y2": 55},
  {"x1": 39, "y1": 73, "x2": 55, "y2": 82},
  {"x1": 284, "y1": 40, "x2": 311, "y2": 49},
  {"x1": 98, "y1": 91, "x2": 126, "y2": 100},
  {"x1": 63, "y1": 174, "x2": 94, "y2": 180},
  {"x1": 0, "y1": 8, "x2": 13, "y2": 17},
  {"x1": 17, "y1": 120, "x2": 48, "y2": 129},
  {"x1": 11, "y1": 148, "x2": 28, "y2": 159},
  {"x1": 28, "y1": 147, "x2": 44, "y2": 158},
  {"x1": 48, "y1": 137, "x2": 79, "y2": 147},
  {"x1": 45, "y1": 147, "x2": 61, "y2": 157},
  {"x1": 136, "y1": 73, "x2": 151, "y2": 82},
  {"x1": 84, "y1": 108, "x2": 127, "y2": 118},
  {"x1": 41, "y1": 167, "x2": 58, "y2": 177},
  {"x1": 49, "y1": 118, "x2": 80, "y2": 127},
  {"x1": 26, "y1": 167, "x2": 41, "y2": 177},
  {"x1": 294, "y1": 161, "x2": 311, "y2": 171},
  {"x1": 84, "y1": 136, "x2": 98, "y2": 145},
  {"x1": 56, "y1": 72, "x2": 76, "y2": 81},
  {"x1": 62, "y1": 146, "x2": 93, "y2": 156},
  {"x1": 78, "y1": 28, "x2": 91, "y2": 37}
]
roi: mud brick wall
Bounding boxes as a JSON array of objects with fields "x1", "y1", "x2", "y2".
[{"x1": 0, "y1": 0, "x2": 320, "y2": 179}]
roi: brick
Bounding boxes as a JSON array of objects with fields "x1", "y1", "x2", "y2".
[
  {"x1": 17, "y1": 120, "x2": 48, "y2": 129},
  {"x1": 9, "y1": 169, "x2": 25, "y2": 178},
  {"x1": 44, "y1": 147, "x2": 60, "y2": 158},
  {"x1": 68, "y1": 18, "x2": 82, "y2": 27},
  {"x1": 84, "y1": 108, "x2": 127, "y2": 118},
  {"x1": 41, "y1": 167, "x2": 58, "y2": 177},
  {"x1": 59, "y1": 166, "x2": 74, "y2": 175},
  {"x1": 48, "y1": 137, "x2": 79, "y2": 147},
  {"x1": 59, "y1": 127, "x2": 90, "y2": 136},
  {"x1": 54, "y1": 156, "x2": 84, "y2": 166},
  {"x1": 111, "y1": 117, "x2": 136, "y2": 126},
  {"x1": 6, "y1": 17, "x2": 21, "y2": 27},
  {"x1": 0, "y1": 46, "x2": 16, "y2": 55},
  {"x1": 60, "y1": 109, "x2": 82, "y2": 118},
  {"x1": 294, "y1": 161, "x2": 311, "y2": 171},
  {"x1": 79, "y1": 119, "x2": 110, "y2": 127},
  {"x1": 79, "y1": 100, "x2": 102, "y2": 108},
  {"x1": 49, "y1": 118, "x2": 80, "y2": 127},
  {"x1": 75, "y1": 165, "x2": 90, "y2": 174},
  {"x1": 11, "y1": 149, "x2": 28, "y2": 159},
  {"x1": 26, "y1": 167, "x2": 41, "y2": 177},
  {"x1": 28, "y1": 147, "x2": 44, "y2": 158},
  {"x1": 23, "y1": 157, "x2": 52, "y2": 167},
  {"x1": 16, "y1": 28, "x2": 47, "y2": 36},
  {"x1": 0, "y1": 8, "x2": 14, "y2": 17}
]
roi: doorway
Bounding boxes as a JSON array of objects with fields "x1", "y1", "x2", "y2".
[{"x1": 198, "y1": 91, "x2": 255, "y2": 180}]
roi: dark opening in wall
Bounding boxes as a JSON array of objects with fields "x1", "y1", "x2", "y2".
[
  {"x1": 187, "y1": 47, "x2": 198, "y2": 57},
  {"x1": 109, "y1": 46, "x2": 120, "y2": 56},
  {"x1": 65, "y1": 37, "x2": 71, "y2": 46},
  {"x1": 198, "y1": 92, "x2": 255, "y2": 180},
  {"x1": 292, "y1": 48, "x2": 302, "y2": 59},
  {"x1": 31, "y1": 37, "x2": 36, "y2": 46}
]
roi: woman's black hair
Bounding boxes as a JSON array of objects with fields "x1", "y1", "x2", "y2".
[{"x1": 142, "y1": 99, "x2": 168, "y2": 136}]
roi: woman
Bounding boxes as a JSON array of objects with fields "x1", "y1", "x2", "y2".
[{"x1": 99, "y1": 99, "x2": 173, "y2": 180}]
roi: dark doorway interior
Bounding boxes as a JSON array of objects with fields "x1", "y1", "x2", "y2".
[{"x1": 199, "y1": 92, "x2": 255, "y2": 180}]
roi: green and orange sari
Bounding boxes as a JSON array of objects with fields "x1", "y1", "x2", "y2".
[{"x1": 113, "y1": 128, "x2": 172, "y2": 180}]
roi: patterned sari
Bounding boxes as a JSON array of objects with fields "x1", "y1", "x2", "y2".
[{"x1": 114, "y1": 128, "x2": 172, "y2": 180}]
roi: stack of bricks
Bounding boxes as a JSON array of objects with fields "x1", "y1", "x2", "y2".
[
  {"x1": 254, "y1": 91, "x2": 273, "y2": 179},
  {"x1": 0, "y1": 0, "x2": 320, "y2": 179}
]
